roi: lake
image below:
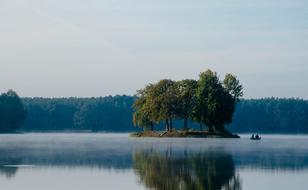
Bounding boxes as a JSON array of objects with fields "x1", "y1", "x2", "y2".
[{"x1": 0, "y1": 134, "x2": 308, "y2": 190}]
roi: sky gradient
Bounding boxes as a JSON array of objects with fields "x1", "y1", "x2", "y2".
[{"x1": 1, "y1": 0, "x2": 308, "y2": 98}]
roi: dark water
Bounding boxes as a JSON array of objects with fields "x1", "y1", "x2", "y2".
[{"x1": 0, "y1": 134, "x2": 308, "y2": 190}]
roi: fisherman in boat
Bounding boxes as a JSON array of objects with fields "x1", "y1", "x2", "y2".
[{"x1": 251, "y1": 134, "x2": 261, "y2": 140}]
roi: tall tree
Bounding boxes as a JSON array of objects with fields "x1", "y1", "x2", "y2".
[
  {"x1": 195, "y1": 70, "x2": 242, "y2": 132},
  {"x1": 133, "y1": 84, "x2": 157, "y2": 130},
  {"x1": 155, "y1": 80, "x2": 178, "y2": 131},
  {"x1": 176, "y1": 79, "x2": 198, "y2": 130},
  {"x1": 133, "y1": 80, "x2": 178, "y2": 131},
  {"x1": 133, "y1": 95, "x2": 152, "y2": 130},
  {"x1": 194, "y1": 70, "x2": 220, "y2": 131},
  {"x1": 0, "y1": 90, "x2": 25, "y2": 133},
  {"x1": 223, "y1": 74, "x2": 243, "y2": 102}
]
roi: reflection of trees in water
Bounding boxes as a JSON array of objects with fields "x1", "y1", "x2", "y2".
[
  {"x1": 0, "y1": 158, "x2": 20, "y2": 179},
  {"x1": 0, "y1": 166, "x2": 18, "y2": 179},
  {"x1": 133, "y1": 148, "x2": 241, "y2": 190}
]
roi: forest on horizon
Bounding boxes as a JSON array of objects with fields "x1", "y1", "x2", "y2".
[{"x1": 19, "y1": 96, "x2": 308, "y2": 134}]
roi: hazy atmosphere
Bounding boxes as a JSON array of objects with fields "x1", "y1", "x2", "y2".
[
  {"x1": 1, "y1": 0, "x2": 308, "y2": 98},
  {"x1": 1, "y1": 2, "x2": 308, "y2": 190}
]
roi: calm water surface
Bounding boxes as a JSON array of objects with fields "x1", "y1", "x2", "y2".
[{"x1": 0, "y1": 133, "x2": 308, "y2": 190}]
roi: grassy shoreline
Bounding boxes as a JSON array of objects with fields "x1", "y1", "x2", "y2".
[{"x1": 130, "y1": 130, "x2": 240, "y2": 138}]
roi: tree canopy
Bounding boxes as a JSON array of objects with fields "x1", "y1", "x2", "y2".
[{"x1": 133, "y1": 69, "x2": 243, "y2": 133}]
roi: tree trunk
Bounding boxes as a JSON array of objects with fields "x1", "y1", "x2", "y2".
[
  {"x1": 165, "y1": 119, "x2": 170, "y2": 131},
  {"x1": 184, "y1": 118, "x2": 188, "y2": 130},
  {"x1": 169, "y1": 119, "x2": 173, "y2": 131},
  {"x1": 150, "y1": 121, "x2": 154, "y2": 131},
  {"x1": 199, "y1": 123, "x2": 203, "y2": 131}
]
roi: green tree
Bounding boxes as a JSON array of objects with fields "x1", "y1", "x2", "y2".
[
  {"x1": 176, "y1": 79, "x2": 198, "y2": 130},
  {"x1": 223, "y1": 74, "x2": 243, "y2": 102},
  {"x1": 153, "y1": 79, "x2": 178, "y2": 131},
  {"x1": 0, "y1": 90, "x2": 25, "y2": 133},
  {"x1": 194, "y1": 70, "x2": 220, "y2": 131},
  {"x1": 195, "y1": 70, "x2": 242, "y2": 132},
  {"x1": 133, "y1": 95, "x2": 152, "y2": 130},
  {"x1": 133, "y1": 80, "x2": 178, "y2": 131},
  {"x1": 133, "y1": 84, "x2": 156, "y2": 130}
]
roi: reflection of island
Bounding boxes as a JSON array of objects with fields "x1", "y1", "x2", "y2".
[
  {"x1": 133, "y1": 149, "x2": 242, "y2": 190},
  {"x1": 1, "y1": 136, "x2": 308, "y2": 182}
]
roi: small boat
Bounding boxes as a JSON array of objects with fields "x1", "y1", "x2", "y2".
[
  {"x1": 250, "y1": 137, "x2": 261, "y2": 140},
  {"x1": 250, "y1": 134, "x2": 261, "y2": 140}
]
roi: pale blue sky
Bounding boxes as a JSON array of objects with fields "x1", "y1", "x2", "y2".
[{"x1": 1, "y1": 0, "x2": 307, "y2": 98}]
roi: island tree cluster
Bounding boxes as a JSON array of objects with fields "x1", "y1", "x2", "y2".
[{"x1": 133, "y1": 69, "x2": 243, "y2": 133}]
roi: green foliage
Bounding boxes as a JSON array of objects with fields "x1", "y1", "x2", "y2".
[
  {"x1": 195, "y1": 70, "x2": 237, "y2": 131},
  {"x1": 132, "y1": 69, "x2": 243, "y2": 132},
  {"x1": 176, "y1": 79, "x2": 198, "y2": 129},
  {"x1": 153, "y1": 80, "x2": 178, "y2": 127},
  {"x1": 133, "y1": 93, "x2": 152, "y2": 130},
  {"x1": 195, "y1": 70, "x2": 220, "y2": 131},
  {"x1": 22, "y1": 95, "x2": 134, "y2": 132},
  {"x1": 223, "y1": 74, "x2": 243, "y2": 102},
  {"x1": 0, "y1": 90, "x2": 25, "y2": 133},
  {"x1": 133, "y1": 80, "x2": 179, "y2": 131},
  {"x1": 230, "y1": 98, "x2": 308, "y2": 133}
]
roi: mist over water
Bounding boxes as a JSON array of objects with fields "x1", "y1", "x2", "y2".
[{"x1": 0, "y1": 134, "x2": 308, "y2": 190}]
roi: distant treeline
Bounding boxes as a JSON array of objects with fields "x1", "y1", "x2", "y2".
[
  {"x1": 20, "y1": 96, "x2": 308, "y2": 134},
  {"x1": 22, "y1": 96, "x2": 134, "y2": 132},
  {"x1": 230, "y1": 98, "x2": 308, "y2": 133}
]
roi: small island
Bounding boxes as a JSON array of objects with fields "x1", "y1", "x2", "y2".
[
  {"x1": 131, "y1": 69, "x2": 243, "y2": 138},
  {"x1": 131, "y1": 130, "x2": 240, "y2": 138}
]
